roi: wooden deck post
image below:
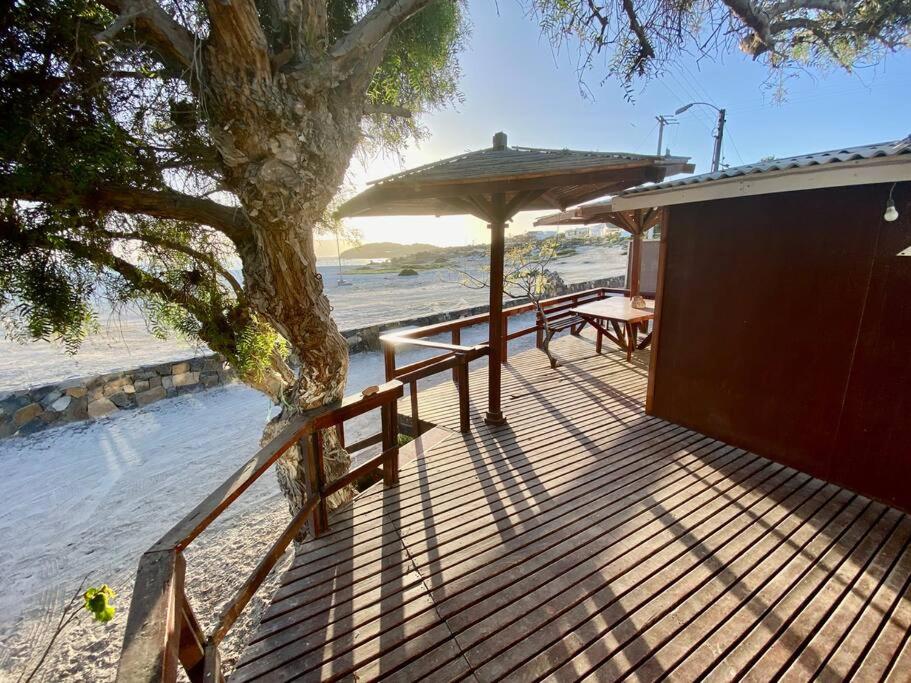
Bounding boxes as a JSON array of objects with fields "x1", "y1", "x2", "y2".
[
  {"x1": 302, "y1": 433, "x2": 328, "y2": 537},
  {"x1": 451, "y1": 328, "x2": 461, "y2": 383},
  {"x1": 501, "y1": 313, "x2": 509, "y2": 364},
  {"x1": 409, "y1": 380, "x2": 420, "y2": 436},
  {"x1": 381, "y1": 402, "x2": 399, "y2": 486},
  {"x1": 116, "y1": 549, "x2": 185, "y2": 682},
  {"x1": 382, "y1": 340, "x2": 396, "y2": 382},
  {"x1": 485, "y1": 211, "x2": 507, "y2": 425},
  {"x1": 456, "y1": 359, "x2": 470, "y2": 433}
]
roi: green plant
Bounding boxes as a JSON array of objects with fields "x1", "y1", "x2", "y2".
[
  {"x1": 83, "y1": 585, "x2": 117, "y2": 623},
  {"x1": 20, "y1": 577, "x2": 116, "y2": 682}
]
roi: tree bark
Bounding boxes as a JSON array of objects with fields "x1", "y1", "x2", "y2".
[
  {"x1": 200, "y1": 37, "x2": 367, "y2": 516},
  {"x1": 243, "y1": 223, "x2": 354, "y2": 516}
]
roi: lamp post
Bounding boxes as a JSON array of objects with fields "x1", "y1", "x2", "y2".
[{"x1": 675, "y1": 102, "x2": 726, "y2": 173}]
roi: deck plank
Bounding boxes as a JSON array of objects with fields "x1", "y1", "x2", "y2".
[{"x1": 231, "y1": 334, "x2": 911, "y2": 682}]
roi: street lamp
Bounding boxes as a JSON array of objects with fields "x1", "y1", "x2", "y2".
[{"x1": 675, "y1": 102, "x2": 726, "y2": 173}]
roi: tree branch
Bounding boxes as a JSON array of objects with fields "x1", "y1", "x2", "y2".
[
  {"x1": 1, "y1": 221, "x2": 214, "y2": 324},
  {"x1": 722, "y1": 0, "x2": 851, "y2": 57},
  {"x1": 721, "y1": 0, "x2": 776, "y2": 52},
  {"x1": 203, "y1": 0, "x2": 272, "y2": 79},
  {"x1": 766, "y1": 0, "x2": 848, "y2": 18},
  {"x1": 620, "y1": 0, "x2": 655, "y2": 73},
  {"x1": 96, "y1": 0, "x2": 200, "y2": 79},
  {"x1": 97, "y1": 229, "x2": 245, "y2": 298},
  {"x1": 0, "y1": 174, "x2": 251, "y2": 245},
  {"x1": 329, "y1": 0, "x2": 439, "y2": 81},
  {"x1": 363, "y1": 103, "x2": 414, "y2": 118}
]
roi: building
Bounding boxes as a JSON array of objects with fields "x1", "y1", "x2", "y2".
[
  {"x1": 524, "y1": 229, "x2": 558, "y2": 240},
  {"x1": 613, "y1": 136, "x2": 911, "y2": 512}
]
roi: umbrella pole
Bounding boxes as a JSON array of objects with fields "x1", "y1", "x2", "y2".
[{"x1": 485, "y1": 216, "x2": 507, "y2": 425}]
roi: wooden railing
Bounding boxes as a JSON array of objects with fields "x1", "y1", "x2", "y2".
[
  {"x1": 381, "y1": 286, "x2": 630, "y2": 433},
  {"x1": 116, "y1": 381, "x2": 404, "y2": 683},
  {"x1": 117, "y1": 285, "x2": 641, "y2": 682}
]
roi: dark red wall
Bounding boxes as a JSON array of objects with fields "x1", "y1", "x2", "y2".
[{"x1": 650, "y1": 182, "x2": 911, "y2": 511}]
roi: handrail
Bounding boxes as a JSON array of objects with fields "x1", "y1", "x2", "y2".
[
  {"x1": 379, "y1": 287, "x2": 630, "y2": 438},
  {"x1": 117, "y1": 381, "x2": 404, "y2": 683},
  {"x1": 377, "y1": 337, "x2": 484, "y2": 354}
]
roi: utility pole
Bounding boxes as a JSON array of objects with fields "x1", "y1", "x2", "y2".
[
  {"x1": 711, "y1": 108, "x2": 726, "y2": 173},
  {"x1": 675, "y1": 102, "x2": 727, "y2": 172},
  {"x1": 655, "y1": 115, "x2": 676, "y2": 156}
]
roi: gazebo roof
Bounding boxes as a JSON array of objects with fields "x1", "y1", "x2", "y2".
[
  {"x1": 534, "y1": 197, "x2": 661, "y2": 234},
  {"x1": 337, "y1": 132, "x2": 692, "y2": 221}
]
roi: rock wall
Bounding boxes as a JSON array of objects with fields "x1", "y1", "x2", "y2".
[
  {"x1": 0, "y1": 355, "x2": 234, "y2": 438},
  {"x1": 0, "y1": 276, "x2": 624, "y2": 439}
]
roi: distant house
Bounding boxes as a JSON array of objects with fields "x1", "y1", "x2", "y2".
[
  {"x1": 525, "y1": 229, "x2": 558, "y2": 240},
  {"x1": 561, "y1": 224, "x2": 620, "y2": 239},
  {"x1": 563, "y1": 226, "x2": 591, "y2": 239},
  {"x1": 613, "y1": 136, "x2": 911, "y2": 512}
]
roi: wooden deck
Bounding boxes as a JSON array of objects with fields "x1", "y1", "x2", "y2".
[{"x1": 233, "y1": 334, "x2": 911, "y2": 682}]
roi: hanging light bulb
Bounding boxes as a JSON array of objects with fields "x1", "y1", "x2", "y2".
[{"x1": 884, "y1": 183, "x2": 899, "y2": 222}]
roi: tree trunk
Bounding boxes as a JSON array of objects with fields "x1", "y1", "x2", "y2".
[
  {"x1": 202, "y1": 48, "x2": 368, "y2": 515},
  {"x1": 243, "y1": 222, "x2": 354, "y2": 516}
]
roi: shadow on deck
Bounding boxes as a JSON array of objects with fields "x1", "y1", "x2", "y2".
[{"x1": 233, "y1": 333, "x2": 911, "y2": 682}]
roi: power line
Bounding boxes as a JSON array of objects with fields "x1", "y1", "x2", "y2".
[
  {"x1": 665, "y1": 68, "x2": 716, "y2": 134},
  {"x1": 722, "y1": 126, "x2": 747, "y2": 165},
  {"x1": 632, "y1": 121, "x2": 659, "y2": 154}
]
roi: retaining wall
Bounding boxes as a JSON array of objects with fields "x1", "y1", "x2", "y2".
[
  {"x1": 0, "y1": 276, "x2": 624, "y2": 439},
  {"x1": 0, "y1": 355, "x2": 235, "y2": 438}
]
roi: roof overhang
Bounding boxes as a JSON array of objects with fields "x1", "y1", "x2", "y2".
[
  {"x1": 339, "y1": 159, "x2": 693, "y2": 219},
  {"x1": 534, "y1": 199, "x2": 660, "y2": 234},
  {"x1": 613, "y1": 155, "x2": 911, "y2": 211},
  {"x1": 337, "y1": 133, "x2": 692, "y2": 221}
]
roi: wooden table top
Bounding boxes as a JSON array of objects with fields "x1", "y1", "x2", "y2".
[{"x1": 570, "y1": 296, "x2": 656, "y2": 323}]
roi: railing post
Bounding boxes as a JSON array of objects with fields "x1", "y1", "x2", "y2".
[
  {"x1": 179, "y1": 595, "x2": 206, "y2": 682},
  {"x1": 501, "y1": 314, "x2": 509, "y2": 364},
  {"x1": 202, "y1": 643, "x2": 224, "y2": 683},
  {"x1": 456, "y1": 359, "x2": 470, "y2": 433},
  {"x1": 302, "y1": 432, "x2": 328, "y2": 537},
  {"x1": 381, "y1": 401, "x2": 399, "y2": 487},
  {"x1": 451, "y1": 328, "x2": 461, "y2": 383},
  {"x1": 383, "y1": 340, "x2": 396, "y2": 382},
  {"x1": 409, "y1": 380, "x2": 420, "y2": 436},
  {"x1": 335, "y1": 423, "x2": 345, "y2": 450},
  {"x1": 116, "y1": 549, "x2": 185, "y2": 683}
]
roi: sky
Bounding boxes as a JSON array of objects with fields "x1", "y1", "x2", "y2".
[{"x1": 337, "y1": 0, "x2": 911, "y2": 248}]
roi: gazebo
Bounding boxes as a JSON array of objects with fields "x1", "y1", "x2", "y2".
[
  {"x1": 534, "y1": 199, "x2": 660, "y2": 299},
  {"x1": 338, "y1": 132, "x2": 692, "y2": 424}
]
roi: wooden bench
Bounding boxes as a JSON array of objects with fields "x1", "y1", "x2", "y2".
[{"x1": 535, "y1": 290, "x2": 614, "y2": 348}]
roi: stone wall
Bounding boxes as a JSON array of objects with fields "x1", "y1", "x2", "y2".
[
  {"x1": 0, "y1": 276, "x2": 624, "y2": 439},
  {"x1": 0, "y1": 354, "x2": 234, "y2": 438}
]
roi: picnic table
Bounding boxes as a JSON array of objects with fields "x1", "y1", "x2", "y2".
[{"x1": 569, "y1": 296, "x2": 655, "y2": 362}]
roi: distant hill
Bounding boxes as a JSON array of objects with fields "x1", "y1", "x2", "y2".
[
  {"x1": 341, "y1": 242, "x2": 442, "y2": 259},
  {"x1": 313, "y1": 238, "x2": 358, "y2": 258}
]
